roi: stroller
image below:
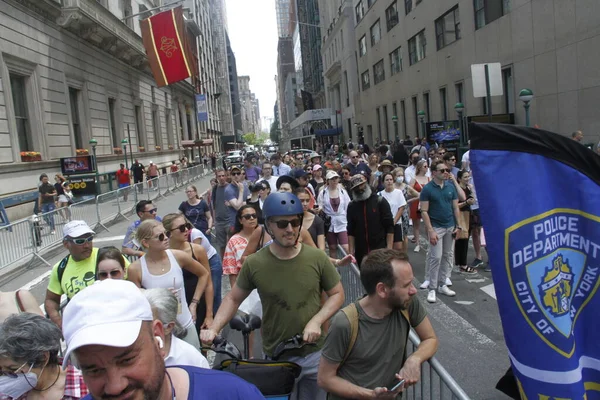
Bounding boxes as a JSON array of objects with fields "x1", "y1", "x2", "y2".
[{"x1": 203, "y1": 314, "x2": 315, "y2": 399}]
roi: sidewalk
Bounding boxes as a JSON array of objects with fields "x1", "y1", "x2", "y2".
[{"x1": 0, "y1": 167, "x2": 212, "y2": 283}]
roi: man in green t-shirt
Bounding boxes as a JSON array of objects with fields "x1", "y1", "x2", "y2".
[
  {"x1": 202, "y1": 192, "x2": 345, "y2": 400},
  {"x1": 318, "y1": 249, "x2": 438, "y2": 399}
]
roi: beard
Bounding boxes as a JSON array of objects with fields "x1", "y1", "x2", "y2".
[
  {"x1": 93, "y1": 344, "x2": 165, "y2": 400},
  {"x1": 352, "y1": 185, "x2": 372, "y2": 202}
]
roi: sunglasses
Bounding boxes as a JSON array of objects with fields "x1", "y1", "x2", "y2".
[
  {"x1": 144, "y1": 208, "x2": 158, "y2": 214},
  {"x1": 231, "y1": 172, "x2": 241, "y2": 176},
  {"x1": 166, "y1": 222, "x2": 192, "y2": 238},
  {"x1": 153, "y1": 233, "x2": 167, "y2": 242},
  {"x1": 437, "y1": 168, "x2": 450, "y2": 173},
  {"x1": 272, "y1": 218, "x2": 302, "y2": 229},
  {"x1": 241, "y1": 213, "x2": 257, "y2": 220},
  {"x1": 438, "y1": 152, "x2": 446, "y2": 155},
  {"x1": 0, "y1": 361, "x2": 30, "y2": 378},
  {"x1": 351, "y1": 156, "x2": 359, "y2": 159},
  {"x1": 68, "y1": 236, "x2": 94, "y2": 245},
  {"x1": 97, "y1": 269, "x2": 123, "y2": 280},
  {"x1": 450, "y1": 158, "x2": 456, "y2": 161}
]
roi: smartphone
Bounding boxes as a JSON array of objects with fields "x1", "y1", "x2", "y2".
[{"x1": 388, "y1": 379, "x2": 405, "y2": 391}]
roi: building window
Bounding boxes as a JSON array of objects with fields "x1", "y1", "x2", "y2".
[
  {"x1": 411, "y1": 96, "x2": 419, "y2": 135},
  {"x1": 108, "y1": 98, "x2": 118, "y2": 146},
  {"x1": 370, "y1": 20, "x2": 381, "y2": 46},
  {"x1": 373, "y1": 59, "x2": 385, "y2": 85},
  {"x1": 376, "y1": 107, "x2": 381, "y2": 140},
  {"x1": 474, "y1": 0, "x2": 510, "y2": 30},
  {"x1": 152, "y1": 106, "x2": 161, "y2": 147},
  {"x1": 166, "y1": 109, "x2": 174, "y2": 146},
  {"x1": 355, "y1": 0, "x2": 364, "y2": 23},
  {"x1": 134, "y1": 105, "x2": 145, "y2": 148},
  {"x1": 367, "y1": 0, "x2": 376, "y2": 7},
  {"x1": 9, "y1": 74, "x2": 32, "y2": 152},
  {"x1": 390, "y1": 46, "x2": 403, "y2": 75},
  {"x1": 68, "y1": 87, "x2": 83, "y2": 150},
  {"x1": 400, "y1": 100, "x2": 407, "y2": 138},
  {"x1": 405, "y1": 0, "x2": 422, "y2": 15},
  {"x1": 382, "y1": 105, "x2": 389, "y2": 141},
  {"x1": 423, "y1": 92, "x2": 430, "y2": 122},
  {"x1": 344, "y1": 71, "x2": 350, "y2": 107},
  {"x1": 392, "y1": 102, "x2": 398, "y2": 138},
  {"x1": 455, "y1": 81, "x2": 464, "y2": 104},
  {"x1": 386, "y1": 1, "x2": 399, "y2": 31},
  {"x1": 408, "y1": 30, "x2": 426, "y2": 65},
  {"x1": 120, "y1": 0, "x2": 134, "y2": 30},
  {"x1": 359, "y1": 35, "x2": 367, "y2": 57},
  {"x1": 361, "y1": 70, "x2": 370, "y2": 90},
  {"x1": 439, "y1": 87, "x2": 447, "y2": 121},
  {"x1": 502, "y1": 67, "x2": 514, "y2": 113},
  {"x1": 435, "y1": 6, "x2": 460, "y2": 50}
]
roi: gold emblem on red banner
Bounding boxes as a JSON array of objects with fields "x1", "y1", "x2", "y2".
[{"x1": 160, "y1": 36, "x2": 178, "y2": 58}]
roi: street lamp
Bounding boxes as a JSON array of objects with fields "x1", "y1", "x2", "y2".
[
  {"x1": 89, "y1": 138, "x2": 99, "y2": 195},
  {"x1": 121, "y1": 138, "x2": 129, "y2": 169},
  {"x1": 454, "y1": 102, "x2": 465, "y2": 145},
  {"x1": 392, "y1": 115, "x2": 398, "y2": 141},
  {"x1": 417, "y1": 110, "x2": 426, "y2": 138},
  {"x1": 519, "y1": 89, "x2": 534, "y2": 127}
]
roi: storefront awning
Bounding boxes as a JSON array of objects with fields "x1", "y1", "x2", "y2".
[{"x1": 314, "y1": 127, "x2": 342, "y2": 137}]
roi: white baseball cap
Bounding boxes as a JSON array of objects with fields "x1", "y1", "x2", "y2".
[
  {"x1": 326, "y1": 170, "x2": 340, "y2": 180},
  {"x1": 63, "y1": 220, "x2": 94, "y2": 239},
  {"x1": 149, "y1": 161, "x2": 154, "y2": 164},
  {"x1": 62, "y1": 280, "x2": 153, "y2": 369}
]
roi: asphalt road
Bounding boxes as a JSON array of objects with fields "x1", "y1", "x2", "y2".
[{"x1": 0, "y1": 174, "x2": 511, "y2": 399}]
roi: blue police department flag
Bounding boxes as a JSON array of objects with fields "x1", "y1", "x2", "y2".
[{"x1": 470, "y1": 123, "x2": 600, "y2": 399}]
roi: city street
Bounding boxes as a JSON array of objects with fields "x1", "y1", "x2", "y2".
[{"x1": 0, "y1": 174, "x2": 510, "y2": 399}]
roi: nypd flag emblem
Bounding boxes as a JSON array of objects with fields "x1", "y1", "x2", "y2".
[{"x1": 471, "y1": 123, "x2": 600, "y2": 399}]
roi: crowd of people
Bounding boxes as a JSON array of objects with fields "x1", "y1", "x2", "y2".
[{"x1": 1, "y1": 138, "x2": 497, "y2": 399}]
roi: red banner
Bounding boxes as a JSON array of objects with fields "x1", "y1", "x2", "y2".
[{"x1": 140, "y1": 6, "x2": 193, "y2": 87}]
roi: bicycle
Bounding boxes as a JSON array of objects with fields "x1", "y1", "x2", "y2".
[{"x1": 203, "y1": 313, "x2": 315, "y2": 399}]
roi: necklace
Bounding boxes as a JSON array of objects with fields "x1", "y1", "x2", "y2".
[{"x1": 33, "y1": 367, "x2": 61, "y2": 392}]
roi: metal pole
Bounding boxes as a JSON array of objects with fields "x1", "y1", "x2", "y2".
[
  {"x1": 123, "y1": 146, "x2": 128, "y2": 169},
  {"x1": 457, "y1": 111, "x2": 464, "y2": 146},
  {"x1": 127, "y1": 124, "x2": 134, "y2": 167},
  {"x1": 92, "y1": 147, "x2": 100, "y2": 195},
  {"x1": 484, "y1": 64, "x2": 492, "y2": 122},
  {"x1": 524, "y1": 102, "x2": 531, "y2": 127}
]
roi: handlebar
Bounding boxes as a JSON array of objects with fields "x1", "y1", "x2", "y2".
[
  {"x1": 271, "y1": 334, "x2": 317, "y2": 361},
  {"x1": 201, "y1": 335, "x2": 243, "y2": 360}
]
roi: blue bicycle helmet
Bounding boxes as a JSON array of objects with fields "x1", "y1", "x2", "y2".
[{"x1": 262, "y1": 192, "x2": 303, "y2": 220}]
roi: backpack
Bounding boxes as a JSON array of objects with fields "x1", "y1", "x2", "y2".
[
  {"x1": 56, "y1": 251, "x2": 100, "y2": 286},
  {"x1": 337, "y1": 302, "x2": 411, "y2": 371}
]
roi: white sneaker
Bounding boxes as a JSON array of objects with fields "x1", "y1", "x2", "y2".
[
  {"x1": 438, "y1": 285, "x2": 456, "y2": 297},
  {"x1": 419, "y1": 280, "x2": 430, "y2": 289},
  {"x1": 427, "y1": 290, "x2": 437, "y2": 303},
  {"x1": 445, "y1": 278, "x2": 453, "y2": 286},
  {"x1": 414, "y1": 245, "x2": 420, "y2": 253}
]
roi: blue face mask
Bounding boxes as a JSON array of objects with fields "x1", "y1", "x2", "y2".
[{"x1": 0, "y1": 363, "x2": 39, "y2": 399}]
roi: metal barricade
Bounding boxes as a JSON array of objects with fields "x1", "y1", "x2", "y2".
[
  {"x1": 0, "y1": 218, "x2": 47, "y2": 270},
  {"x1": 69, "y1": 197, "x2": 98, "y2": 233},
  {"x1": 146, "y1": 177, "x2": 161, "y2": 202},
  {"x1": 36, "y1": 207, "x2": 66, "y2": 252},
  {"x1": 336, "y1": 247, "x2": 471, "y2": 400},
  {"x1": 158, "y1": 174, "x2": 171, "y2": 196}
]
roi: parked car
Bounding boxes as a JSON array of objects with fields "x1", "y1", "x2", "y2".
[{"x1": 225, "y1": 150, "x2": 243, "y2": 166}]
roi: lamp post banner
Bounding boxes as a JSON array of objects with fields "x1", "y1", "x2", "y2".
[
  {"x1": 470, "y1": 122, "x2": 600, "y2": 400},
  {"x1": 196, "y1": 94, "x2": 208, "y2": 122}
]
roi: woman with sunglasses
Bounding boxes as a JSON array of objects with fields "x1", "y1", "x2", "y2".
[
  {"x1": 178, "y1": 185, "x2": 213, "y2": 237},
  {"x1": 96, "y1": 246, "x2": 127, "y2": 281},
  {"x1": 295, "y1": 187, "x2": 326, "y2": 251},
  {"x1": 162, "y1": 213, "x2": 215, "y2": 332},
  {"x1": 409, "y1": 159, "x2": 430, "y2": 253},
  {"x1": 223, "y1": 205, "x2": 259, "y2": 289},
  {"x1": 317, "y1": 170, "x2": 351, "y2": 258},
  {"x1": 0, "y1": 313, "x2": 88, "y2": 399},
  {"x1": 127, "y1": 219, "x2": 209, "y2": 349}
]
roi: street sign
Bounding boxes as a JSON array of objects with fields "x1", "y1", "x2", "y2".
[
  {"x1": 69, "y1": 177, "x2": 97, "y2": 197},
  {"x1": 471, "y1": 63, "x2": 503, "y2": 98}
]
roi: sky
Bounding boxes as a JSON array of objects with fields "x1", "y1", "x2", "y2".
[{"x1": 225, "y1": 0, "x2": 278, "y2": 130}]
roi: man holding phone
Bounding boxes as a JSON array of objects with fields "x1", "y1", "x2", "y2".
[{"x1": 317, "y1": 249, "x2": 438, "y2": 399}]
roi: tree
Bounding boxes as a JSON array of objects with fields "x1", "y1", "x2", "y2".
[{"x1": 242, "y1": 132, "x2": 269, "y2": 146}]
